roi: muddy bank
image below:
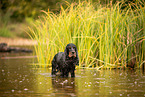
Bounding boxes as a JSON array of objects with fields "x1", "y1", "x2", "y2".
[{"x1": 0, "y1": 37, "x2": 37, "y2": 46}]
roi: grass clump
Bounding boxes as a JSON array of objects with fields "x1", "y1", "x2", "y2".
[{"x1": 28, "y1": 1, "x2": 145, "y2": 69}]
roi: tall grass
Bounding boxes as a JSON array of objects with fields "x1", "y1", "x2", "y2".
[{"x1": 28, "y1": 1, "x2": 145, "y2": 69}]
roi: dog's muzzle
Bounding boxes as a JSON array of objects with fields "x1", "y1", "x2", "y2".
[{"x1": 69, "y1": 52, "x2": 76, "y2": 58}]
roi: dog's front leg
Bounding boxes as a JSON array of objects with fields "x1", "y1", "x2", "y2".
[{"x1": 70, "y1": 70, "x2": 75, "y2": 77}]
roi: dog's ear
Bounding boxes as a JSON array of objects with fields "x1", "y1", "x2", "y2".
[
  {"x1": 75, "y1": 46, "x2": 79, "y2": 66},
  {"x1": 64, "y1": 45, "x2": 68, "y2": 60}
]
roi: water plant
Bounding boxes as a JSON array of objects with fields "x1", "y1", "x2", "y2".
[{"x1": 28, "y1": 1, "x2": 145, "y2": 69}]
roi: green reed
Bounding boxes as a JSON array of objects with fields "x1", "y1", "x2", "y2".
[{"x1": 28, "y1": 1, "x2": 145, "y2": 69}]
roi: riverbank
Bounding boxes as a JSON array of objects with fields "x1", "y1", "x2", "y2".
[{"x1": 0, "y1": 37, "x2": 37, "y2": 46}]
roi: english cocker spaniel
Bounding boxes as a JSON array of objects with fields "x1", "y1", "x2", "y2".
[{"x1": 51, "y1": 43, "x2": 79, "y2": 77}]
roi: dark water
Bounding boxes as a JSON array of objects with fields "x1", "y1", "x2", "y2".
[{"x1": 0, "y1": 53, "x2": 145, "y2": 97}]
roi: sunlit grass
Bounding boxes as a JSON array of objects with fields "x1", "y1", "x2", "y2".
[{"x1": 28, "y1": 1, "x2": 145, "y2": 69}]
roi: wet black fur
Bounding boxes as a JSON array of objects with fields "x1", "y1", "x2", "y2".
[{"x1": 51, "y1": 43, "x2": 79, "y2": 77}]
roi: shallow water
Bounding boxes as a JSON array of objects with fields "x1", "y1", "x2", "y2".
[{"x1": 0, "y1": 53, "x2": 145, "y2": 97}]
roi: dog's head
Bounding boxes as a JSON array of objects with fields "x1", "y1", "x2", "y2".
[{"x1": 64, "y1": 43, "x2": 79, "y2": 65}]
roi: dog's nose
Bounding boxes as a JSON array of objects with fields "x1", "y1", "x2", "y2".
[{"x1": 72, "y1": 52, "x2": 75, "y2": 54}]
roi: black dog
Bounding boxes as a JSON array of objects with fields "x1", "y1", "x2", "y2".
[{"x1": 51, "y1": 43, "x2": 79, "y2": 77}]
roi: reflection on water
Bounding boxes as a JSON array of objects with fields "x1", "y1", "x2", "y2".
[
  {"x1": 0, "y1": 53, "x2": 145, "y2": 96},
  {"x1": 52, "y1": 77, "x2": 76, "y2": 96}
]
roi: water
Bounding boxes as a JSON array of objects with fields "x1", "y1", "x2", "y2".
[{"x1": 0, "y1": 53, "x2": 145, "y2": 97}]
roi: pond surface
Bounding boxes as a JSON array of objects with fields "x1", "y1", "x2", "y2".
[{"x1": 0, "y1": 53, "x2": 145, "y2": 97}]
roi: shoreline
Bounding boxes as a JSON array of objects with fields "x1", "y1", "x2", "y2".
[{"x1": 0, "y1": 37, "x2": 37, "y2": 46}]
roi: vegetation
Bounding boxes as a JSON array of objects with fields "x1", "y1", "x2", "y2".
[
  {"x1": 0, "y1": 10, "x2": 29, "y2": 38},
  {"x1": 0, "y1": 0, "x2": 144, "y2": 38},
  {"x1": 0, "y1": 0, "x2": 64, "y2": 38},
  {"x1": 28, "y1": 1, "x2": 144, "y2": 69}
]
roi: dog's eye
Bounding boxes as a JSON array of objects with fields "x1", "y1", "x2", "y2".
[
  {"x1": 73, "y1": 46, "x2": 75, "y2": 49},
  {"x1": 68, "y1": 46, "x2": 71, "y2": 49}
]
